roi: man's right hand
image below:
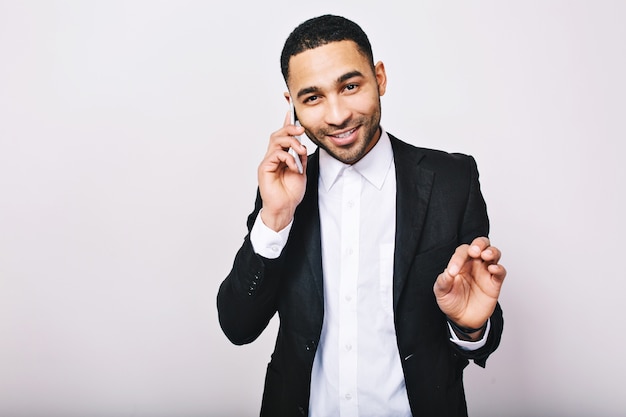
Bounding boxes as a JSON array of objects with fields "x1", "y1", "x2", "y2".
[{"x1": 258, "y1": 110, "x2": 308, "y2": 232}]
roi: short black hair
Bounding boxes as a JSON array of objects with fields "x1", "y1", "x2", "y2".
[{"x1": 280, "y1": 15, "x2": 375, "y2": 83}]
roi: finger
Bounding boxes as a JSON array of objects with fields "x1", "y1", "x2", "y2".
[
  {"x1": 281, "y1": 148, "x2": 308, "y2": 174},
  {"x1": 282, "y1": 109, "x2": 306, "y2": 133},
  {"x1": 446, "y1": 244, "x2": 470, "y2": 276},
  {"x1": 487, "y1": 263, "x2": 507, "y2": 282},
  {"x1": 259, "y1": 148, "x2": 295, "y2": 173},
  {"x1": 299, "y1": 146, "x2": 308, "y2": 171},
  {"x1": 268, "y1": 130, "x2": 306, "y2": 152},
  {"x1": 467, "y1": 236, "x2": 490, "y2": 258},
  {"x1": 481, "y1": 245, "x2": 501, "y2": 263},
  {"x1": 433, "y1": 269, "x2": 454, "y2": 296},
  {"x1": 293, "y1": 142, "x2": 307, "y2": 156},
  {"x1": 283, "y1": 110, "x2": 291, "y2": 127}
]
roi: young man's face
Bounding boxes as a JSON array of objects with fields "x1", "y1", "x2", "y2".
[{"x1": 286, "y1": 40, "x2": 387, "y2": 165}]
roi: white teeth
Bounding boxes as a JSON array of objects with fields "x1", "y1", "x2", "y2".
[{"x1": 335, "y1": 128, "x2": 355, "y2": 138}]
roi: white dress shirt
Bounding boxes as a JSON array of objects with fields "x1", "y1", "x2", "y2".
[{"x1": 250, "y1": 130, "x2": 488, "y2": 416}]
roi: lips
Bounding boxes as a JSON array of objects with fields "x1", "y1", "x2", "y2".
[{"x1": 328, "y1": 127, "x2": 358, "y2": 146}]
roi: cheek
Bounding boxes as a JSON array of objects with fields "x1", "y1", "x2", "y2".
[
  {"x1": 297, "y1": 109, "x2": 324, "y2": 131},
  {"x1": 350, "y1": 93, "x2": 380, "y2": 116}
]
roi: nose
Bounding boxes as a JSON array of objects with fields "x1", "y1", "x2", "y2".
[{"x1": 324, "y1": 96, "x2": 350, "y2": 127}]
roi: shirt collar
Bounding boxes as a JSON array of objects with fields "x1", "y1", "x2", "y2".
[{"x1": 319, "y1": 128, "x2": 394, "y2": 191}]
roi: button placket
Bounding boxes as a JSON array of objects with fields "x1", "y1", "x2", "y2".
[{"x1": 338, "y1": 167, "x2": 360, "y2": 415}]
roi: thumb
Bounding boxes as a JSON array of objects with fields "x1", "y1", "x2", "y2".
[{"x1": 433, "y1": 269, "x2": 454, "y2": 297}]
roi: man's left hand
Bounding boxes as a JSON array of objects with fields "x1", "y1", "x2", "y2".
[{"x1": 434, "y1": 237, "x2": 507, "y2": 334}]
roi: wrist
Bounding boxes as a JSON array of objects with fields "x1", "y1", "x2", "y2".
[
  {"x1": 260, "y1": 207, "x2": 295, "y2": 232},
  {"x1": 448, "y1": 319, "x2": 487, "y2": 342}
]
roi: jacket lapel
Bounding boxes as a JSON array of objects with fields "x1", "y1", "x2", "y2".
[
  {"x1": 390, "y1": 136, "x2": 434, "y2": 311},
  {"x1": 299, "y1": 151, "x2": 325, "y2": 303}
]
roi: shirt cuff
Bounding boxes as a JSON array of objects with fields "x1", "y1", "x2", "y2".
[
  {"x1": 249, "y1": 210, "x2": 293, "y2": 259},
  {"x1": 448, "y1": 319, "x2": 491, "y2": 351}
]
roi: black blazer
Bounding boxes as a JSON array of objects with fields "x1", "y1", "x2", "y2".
[{"x1": 218, "y1": 134, "x2": 504, "y2": 417}]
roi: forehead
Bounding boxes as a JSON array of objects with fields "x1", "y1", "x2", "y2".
[{"x1": 287, "y1": 40, "x2": 372, "y2": 94}]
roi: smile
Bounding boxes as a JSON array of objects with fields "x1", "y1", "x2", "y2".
[
  {"x1": 327, "y1": 127, "x2": 358, "y2": 147},
  {"x1": 334, "y1": 128, "x2": 357, "y2": 138},
  {"x1": 328, "y1": 127, "x2": 358, "y2": 144}
]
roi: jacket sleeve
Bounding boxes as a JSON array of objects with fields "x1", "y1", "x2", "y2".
[
  {"x1": 452, "y1": 155, "x2": 504, "y2": 367},
  {"x1": 216, "y1": 190, "x2": 286, "y2": 345}
]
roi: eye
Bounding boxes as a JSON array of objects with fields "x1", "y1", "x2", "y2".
[
  {"x1": 304, "y1": 95, "x2": 319, "y2": 104},
  {"x1": 344, "y1": 83, "x2": 358, "y2": 92}
]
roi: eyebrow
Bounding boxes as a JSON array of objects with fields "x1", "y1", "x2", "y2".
[{"x1": 296, "y1": 70, "x2": 365, "y2": 99}]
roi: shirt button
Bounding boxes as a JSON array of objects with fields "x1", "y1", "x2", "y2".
[
  {"x1": 345, "y1": 393, "x2": 352, "y2": 400},
  {"x1": 345, "y1": 343, "x2": 352, "y2": 351},
  {"x1": 345, "y1": 295, "x2": 352, "y2": 302},
  {"x1": 270, "y1": 245, "x2": 279, "y2": 253}
]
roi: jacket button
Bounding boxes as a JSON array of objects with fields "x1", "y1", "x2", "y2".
[{"x1": 305, "y1": 340, "x2": 317, "y2": 351}]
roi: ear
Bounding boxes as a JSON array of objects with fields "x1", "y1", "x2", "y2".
[{"x1": 374, "y1": 61, "x2": 387, "y2": 96}]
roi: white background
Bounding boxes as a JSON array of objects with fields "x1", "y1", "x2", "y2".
[{"x1": 1, "y1": 1, "x2": 625, "y2": 416}]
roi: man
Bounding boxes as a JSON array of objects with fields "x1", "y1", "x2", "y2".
[{"x1": 217, "y1": 14, "x2": 506, "y2": 417}]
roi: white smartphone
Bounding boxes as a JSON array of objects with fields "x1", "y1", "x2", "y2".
[{"x1": 288, "y1": 100, "x2": 304, "y2": 174}]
